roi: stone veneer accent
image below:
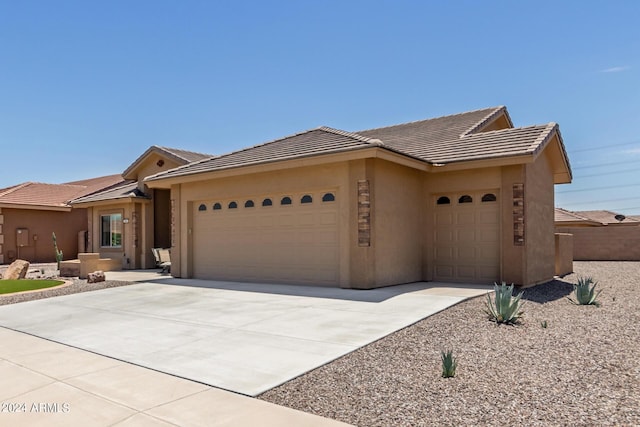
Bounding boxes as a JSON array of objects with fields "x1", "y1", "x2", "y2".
[
  {"x1": 513, "y1": 183, "x2": 525, "y2": 246},
  {"x1": 357, "y1": 180, "x2": 371, "y2": 247}
]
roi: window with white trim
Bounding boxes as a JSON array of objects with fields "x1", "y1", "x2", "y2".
[{"x1": 101, "y1": 213, "x2": 123, "y2": 248}]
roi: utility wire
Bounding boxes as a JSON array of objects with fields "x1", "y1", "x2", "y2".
[
  {"x1": 572, "y1": 159, "x2": 639, "y2": 170},
  {"x1": 558, "y1": 197, "x2": 640, "y2": 206},
  {"x1": 574, "y1": 167, "x2": 639, "y2": 179},
  {"x1": 570, "y1": 140, "x2": 640, "y2": 153},
  {"x1": 557, "y1": 182, "x2": 640, "y2": 193}
]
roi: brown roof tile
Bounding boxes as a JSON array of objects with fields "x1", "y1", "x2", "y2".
[
  {"x1": 575, "y1": 210, "x2": 640, "y2": 225},
  {"x1": 146, "y1": 106, "x2": 566, "y2": 182},
  {"x1": 70, "y1": 181, "x2": 149, "y2": 205}
]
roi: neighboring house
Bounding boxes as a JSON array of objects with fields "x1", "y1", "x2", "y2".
[
  {"x1": 0, "y1": 175, "x2": 123, "y2": 264},
  {"x1": 70, "y1": 146, "x2": 213, "y2": 270},
  {"x1": 142, "y1": 106, "x2": 572, "y2": 288},
  {"x1": 555, "y1": 208, "x2": 640, "y2": 260}
]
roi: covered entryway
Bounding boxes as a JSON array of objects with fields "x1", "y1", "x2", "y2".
[
  {"x1": 433, "y1": 191, "x2": 500, "y2": 283},
  {"x1": 192, "y1": 192, "x2": 339, "y2": 286}
]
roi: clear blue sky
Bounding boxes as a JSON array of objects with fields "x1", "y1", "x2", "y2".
[{"x1": 1, "y1": 1, "x2": 639, "y2": 214}]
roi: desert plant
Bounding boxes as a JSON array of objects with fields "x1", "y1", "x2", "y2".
[
  {"x1": 485, "y1": 282, "x2": 525, "y2": 324},
  {"x1": 52, "y1": 232, "x2": 63, "y2": 270},
  {"x1": 441, "y1": 350, "x2": 457, "y2": 378},
  {"x1": 541, "y1": 320, "x2": 548, "y2": 329},
  {"x1": 568, "y1": 276, "x2": 602, "y2": 306}
]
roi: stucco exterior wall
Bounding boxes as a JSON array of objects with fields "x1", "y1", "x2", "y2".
[
  {"x1": 524, "y1": 150, "x2": 556, "y2": 286},
  {"x1": 135, "y1": 154, "x2": 182, "y2": 191},
  {"x1": 555, "y1": 225, "x2": 640, "y2": 260},
  {"x1": 0, "y1": 207, "x2": 87, "y2": 264},
  {"x1": 370, "y1": 159, "x2": 423, "y2": 287},
  {"x1": 555, "y1": 233, "x2": 573, "y2": 276},
  {"x1": 88, "y1": 202, "x2": 149, "y2": 269}
]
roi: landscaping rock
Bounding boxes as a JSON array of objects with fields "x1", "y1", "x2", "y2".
[
  {"x1": 87, "y1": 271, "x2": 106, "y2": 284},
  {"x1": 2, "y1": 260, "x2": 30, "y2": 280}
]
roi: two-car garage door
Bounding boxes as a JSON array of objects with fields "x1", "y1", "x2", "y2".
[
  {"x1": 433, "y1": 191, "x2": 500, "y2": 283},
  {"x1": 192, "y1": 192, "x2": 339, "y2": 286}
]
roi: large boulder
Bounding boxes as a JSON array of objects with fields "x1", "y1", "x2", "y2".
[
  {"x1": 87, "y1": 270, "x2": 106, "y2": 284},
  {"x1": 2, "y1": 260, "x2": 30, "y2": 280}
]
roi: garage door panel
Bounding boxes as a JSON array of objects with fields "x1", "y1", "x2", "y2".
[
  {"x1": 193, "y1": 194, "x2": 339, "y2": 286},
  {"x1": 433, "y1": 191, "x2": 500, "y2": 284}
]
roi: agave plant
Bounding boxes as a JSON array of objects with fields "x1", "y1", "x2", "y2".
[
  {"x1": 441, "y1": 350, "x2": 457, "y2": 378},
  {"x1": 568, "y1": 276, "x2": 602, "y2": 306},
  {"x1": 485, "y1": 282, "x2": 525, "y2": 325}
]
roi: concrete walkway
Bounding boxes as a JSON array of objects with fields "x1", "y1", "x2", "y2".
[
  {"x1": 0, "y1": 327, "x2": 349, "y2": 426},
  {"x1": 0, "y1": 272, "x2": 490, "y2": 398}
]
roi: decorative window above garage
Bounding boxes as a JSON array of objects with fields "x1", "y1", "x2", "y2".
[
  {"x1": 322, "y1": 193, "x2": 335, "y2": 202},
  {"x1": 262, "y1": 198, "x2": 273, "y2": 207},
  {"x1": 301, "y1": 195, "x2": 313, "y2": 204},
  {"x1": 482, "y1": 193, "x2": 497, "y2": 202},
  {"x1": 228, "y1": 201, "x2": 238, "y2": 209},
  {"x1": 213, "y1": 203, "x2": 222, "y2": 210},
  {"x1": 198, "y1": 204, "x2": 206, "y2": 211},
  {"x1": 458, "y1": 195, "x2": 473, "y2": 204},
  {"x1": 436, "y1": 196, "x2": 450, "y2": 205},
  {"x1": 245, "y1": 200, "x2": 254, "y2": 208},
  {"x1": 281, "y1": 196, "x2": 292, "y2": 205}
]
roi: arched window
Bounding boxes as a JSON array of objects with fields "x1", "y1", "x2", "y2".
[
  {"x1": 482, "y1": 193, "x2": 497, "y2": 202},
  {"x1": 322, "y1": 193, "x2": 335, "y2": 202},
  {"x1": 458, "y1": 195, "x2": 473, "y2": 204},
  {"x1": 281, "y1": 196, "x2": 292, "y2": 205},
  {"x1": 262, "y1": 198, "x2": 273, "y2": 207},
  {"x1": 213, "y1": 202, "x2": 222, "y2": 210},
  {"x1": 245, "y1": 200, "x2": 255, "y2": 208},
  {"x1": 301, "y1": 194, "x2": 313, "y2": 204},
  {"x1": 198, "y1": 204, "x2": 207, "y2": 211},
  {"x1": 437, "y1": 196, "x2": 450, "y2": 205},
  {"x1": 228, "y1": 201, "x2": 238, "y2": 209}
]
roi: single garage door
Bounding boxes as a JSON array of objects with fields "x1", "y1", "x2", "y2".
[
  {"x1": 433, "y1": 191, "x2": 500, "y2": 283},
  {"x1": 192, "y1": 192, "x2": 339, "y2": 286}
]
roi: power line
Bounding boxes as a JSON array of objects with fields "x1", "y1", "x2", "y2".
[
  {"x1": 558, "y1": 197, "x2": 640, "y2": 206},
  {"x1": 556, "y1": 182, "x2": 640, "y2": 193},
  {"x1": 574, "y1": 167, "x2": 639, "y2": 179},
  {"x1": 571, "y1": 140, "x2": 640, "y2": 153},
  {"x1": 572, "y1": 159, "x2": 639, "y2": 170}
]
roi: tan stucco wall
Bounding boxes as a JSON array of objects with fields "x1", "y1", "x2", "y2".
[
  {"x1": 523, "y1": 149, "x2": 556, "y2": 286},
  {"x1": 555, "y1": 233, "x2": 573, "y2": 276},
  {"x1": 0, "y1": 207, "x2": 87, "y2": 264},
  {"x1": 555, "y1": 225, "x2": 640, "y2": 260},
  {"x1": 135, "y1": 154, "x2": 183, "y2": 192},
  {"x1": 173, "y1": 162, "x2": 352, "y2": 285},
  {"x1": 371, "y1": 159, "x2": 423, "y2": 287},
  {"x1": 88, "y1": 202, "x2": 150, "y2": 269}
]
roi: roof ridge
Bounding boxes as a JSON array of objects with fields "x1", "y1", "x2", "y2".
[
  {"x1": 555, "y1": 207, "x2": 592, "y2": 221},
  {"x1": 156, "y1": 146, "x2": 215, "y2": 162},
  {"x1": 356, "y1": 106, "x2": 504, "y2": 133},
  {"x1": 318, "y1": 126, "x2": 383, "y2": 145},
  {"x1": 461, "y1": 105, "x2": 510, "y2": 136}
]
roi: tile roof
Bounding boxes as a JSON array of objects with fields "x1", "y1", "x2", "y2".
[
  {"x1": 159, "y1": 147, "x2": 213, "y2": 163},
  {"x1": 146, "y1": 127, "x2": 382, "y2": 180},
  {"x1": 146, "y1": 106, "x2": 565, "y2": 183},
  {"x1": 70, "y1": 181, "x2": 149, "y2": 205},
  {"x1": 555, "y1": 208, "x2": 640, "y2": 225},
  {"x1": 554, "y1": 208, "x2": 595, "y2": 223},
  {"x1": 575, "y1": 210, "x2": 640, "y2": 225},
  {"x1": 0, "y1": 174, "x2": 126, "y2": 209},
  {"x1": 123, "y1": 146, "x2": 214, "y2": 179}
]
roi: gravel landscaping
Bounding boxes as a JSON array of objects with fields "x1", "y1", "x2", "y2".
[
  {"x1": 260, "y1": 261, "x2": 640, "y2": 426},
  {"x1": 0, "y1": 263, "x2": 133, "y2": 306}
]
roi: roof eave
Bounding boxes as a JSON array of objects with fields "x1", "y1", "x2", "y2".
[
  {"x1": 122, "y1": 146, "x2": 190, "y2": 180},
  {"x1": 0, "y1": 202, "x2": 72, "y2": 212},
  {"x1": 70, "y1": 196, "x2": 151, "y2": 208},
  {"x1": 145, "y1": 146, "x2": 429, "y2": 188}
]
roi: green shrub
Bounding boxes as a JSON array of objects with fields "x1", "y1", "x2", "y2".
[
  {"x1": 568, "y1": 276, "x2": 602, "y2": 306},
  {"x1": 541, "y1": 320, "x2": 548, "y2": 329},
  {"x1": 485, "y1": 282, "x2": 525, "y2": 325},
  {"x1": 441, "y1": 350, "x2": 457, "y2": 378}
]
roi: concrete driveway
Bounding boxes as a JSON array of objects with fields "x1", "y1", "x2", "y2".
[{"x1": 0, "y1": 272, "x2": 490, "y2": 396}]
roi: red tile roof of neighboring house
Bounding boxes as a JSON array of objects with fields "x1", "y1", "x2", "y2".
[
  {"x1": 146, "y1": 106, "x2": 570, "y2": 183},
  {"x1": 0, "y1": 175, "x2": 125, "y2": 210},
  {"x1": 555, "y1": 208, "x2": 640, "y2": 225}
]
